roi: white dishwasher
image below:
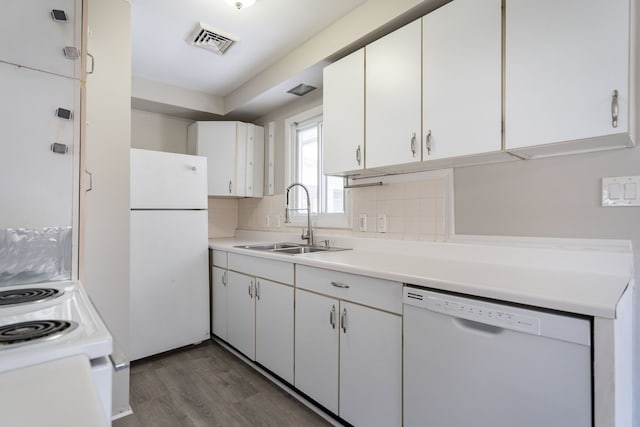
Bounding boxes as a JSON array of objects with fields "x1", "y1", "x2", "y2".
[{"x1": 403, "y1": 286, "x2": 592, "y2": 427}]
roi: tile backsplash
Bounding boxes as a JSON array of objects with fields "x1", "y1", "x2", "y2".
[{"x1": 234, "y1": 171, "x2": 451, "y2": 242}]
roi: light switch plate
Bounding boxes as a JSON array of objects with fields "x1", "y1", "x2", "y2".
[
  {"x1": 377, "y1": 214, "x2": 387, "y2": 233},
  {"x1": 359, "y1": 213, "x2": 367, "y2": 232},
  {"x1": 602, "y1": 176, "x2": 640, "y2": 206}
]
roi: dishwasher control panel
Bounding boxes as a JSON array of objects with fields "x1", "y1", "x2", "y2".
[{"x1": 425, "y1": 294, "x2": 541, "y2": 335}]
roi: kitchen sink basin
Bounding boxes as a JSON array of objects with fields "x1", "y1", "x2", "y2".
[
  {"x1": 234, "y1": 242, "x2": 301, "y2": 251},
  {"x1": 234, "y1": 242, "x2": 350, "y2": 255}
]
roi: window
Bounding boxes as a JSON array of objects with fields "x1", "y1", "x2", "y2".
[{"x1": 285, "y1": 106, "x2": 349, "y2": 228}]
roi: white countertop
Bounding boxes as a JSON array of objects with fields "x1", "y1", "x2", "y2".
[{"x1": 209, "y1": 232, "x2": 633, "y2": 319}]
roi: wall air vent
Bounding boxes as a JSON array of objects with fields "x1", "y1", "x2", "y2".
[{"x1": 188, "y1": 23, "x2": 238, "y2": 55}]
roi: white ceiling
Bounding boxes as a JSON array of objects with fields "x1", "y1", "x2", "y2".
[{"x1": 130, "y1": 0, "x2": 366, "y2": 98}]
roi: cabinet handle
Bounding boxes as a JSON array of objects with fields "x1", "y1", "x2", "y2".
[
  {"x1": 611, "y1": 90, "x2": 619, "y2": 128},
  {"x1": 331, "y1": 281, "x2": 350, "y2": 289},
  {"x1": 329, "y1": 305, "x2": 336, "y2": 329},
  {"x1": 355, "y1": 145, "x2": 361, "y2": 165},
  {"x1": 410, "y1": 133, "x2": 417, "y2": 157},
  {"x1": 228, "y1": 180, "x2": 232, "y2": 194},
  {"x1": 255, "y1": 280, "x2": 260, "y2": 300},
  {"x1": 85, "y1": 170, "x2": 93, "y2": 192},
  {"x1": 426, "y1": 129, "x2": 432, "y2": 156},
  {"x1": 222, "y1": 271, "x2": 227, "y2": 286},
  {"x1": 87, "y1": 52, "x2": 95, "y2": 75},
  {"x1": 248, "y1": 280, "x2": 253, "y2": 298},
  {"x1": 340, "y1": 308, "x2": 347, "y2": 333}
]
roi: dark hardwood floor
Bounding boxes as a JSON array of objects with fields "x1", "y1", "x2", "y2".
[{"x1": 114, "y1": 340, "x2": 331, "y2": 427}]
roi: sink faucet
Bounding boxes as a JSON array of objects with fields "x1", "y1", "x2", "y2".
[{"x1": 284, "y1": 183, "x2": 314, "y2": 246}]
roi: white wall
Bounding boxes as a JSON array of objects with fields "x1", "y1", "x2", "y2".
[{"x1": 131, "y1": 109, "x2": 193, "y2": 154}]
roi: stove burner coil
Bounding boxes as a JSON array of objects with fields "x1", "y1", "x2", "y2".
[
  {"x1": 0, "y1": 288, "x2": 62, "y2": 307},
  {"x1": 0, "y1": 320, "x2": 78, "y2": 346}
]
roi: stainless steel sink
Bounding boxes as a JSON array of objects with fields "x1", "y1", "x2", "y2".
[
  {"x1": 234, "y1": 242, "x2": 350, "y2": 255},
  {"x1": 234, "y1": 242, "x2": 300, "y2": 251}
]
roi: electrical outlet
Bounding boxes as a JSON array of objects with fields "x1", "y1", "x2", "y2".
[
  {"x1": 377, "y1": 214, "x2": 387, "y2": 233},
  {"x1": 359, "y1": 213, "x2": 367, "y2": 232}
]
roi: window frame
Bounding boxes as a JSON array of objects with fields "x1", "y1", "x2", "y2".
[{"x1": 284, "y1": 106, "x2": 350, "y2": 229}]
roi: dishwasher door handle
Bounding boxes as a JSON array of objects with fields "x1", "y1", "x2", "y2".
[{"x1": 452, "y1": 317, "x2": 504, "y2": 336}]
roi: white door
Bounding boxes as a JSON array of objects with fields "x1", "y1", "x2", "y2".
[
  {"x1": 211, "y1": 266, "x2": 228, "y2": 340},
  {"x1": 422, "y1": 0, "x2": 502, "y2": 160},
  {"x1": 255, "y1": 279, "x2": 294, "y2": 383},
  {"x1": 130, "y1": 149, "x2": 207, "y2": 209},
  {"x1": 505, "y1": 0, "x2": 629, "y2": 149},
  {"x1": 0, "y1": 62, "x2": 78, "y2": 228},
  {"x1": 0, "y1": 0, "x2": 82, "y2": 79},
  {"x1": 323, "y1": 48, "x2": 365, "y2": 175},
  {"x1": 366, "y1": 19, "x2": 422, "y2": 169},
  {"x1": 339, "y1": 301, "x2": 402, "y2": 427},
  {"x1": 294, "y1": 290, "x2": 339, "y2": 413},
  {"x1": 129, "y1": 210, "x2": 210, "y2": 360},
  {"x1": 227, "y1": 270, "x2": 256, "y2": 359},
  {"x1": 188, "y1": 122, "x2": 237, "y2": 196}
]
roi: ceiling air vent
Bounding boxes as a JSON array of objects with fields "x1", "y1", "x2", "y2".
[{"x1": 188, "y1": 23, "x2": 237, "y2": 55}]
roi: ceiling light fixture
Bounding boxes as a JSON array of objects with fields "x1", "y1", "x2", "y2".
[
  {"x1": 287, "y1": 83, "x2": 317, "y2": 97},
  {"x1": 225, "y1": 0, "x2": 256, "y2": 10}
]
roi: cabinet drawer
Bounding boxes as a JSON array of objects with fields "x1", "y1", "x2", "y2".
[
  {"x1": 296, "y1": 265, "x2": 402, "y2": 314},
  {"x1": 228, "y1": 253, "x2": 293, "y2": 285},
  {"x1": 212, "y1": 250, "x2": 227, "y2": 268}
]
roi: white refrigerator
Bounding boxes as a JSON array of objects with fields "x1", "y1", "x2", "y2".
[{"x1": 129, "y1": 148, "x2": 210, "y2": 361}]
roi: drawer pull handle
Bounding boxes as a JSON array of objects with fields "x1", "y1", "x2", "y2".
[{"x1": 331, "y1": 281, "x2": 350, "y2": 289}]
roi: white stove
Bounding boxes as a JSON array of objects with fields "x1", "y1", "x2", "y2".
[{"x1": 0, "y1": 280, "x2": 113, "y2": 423}]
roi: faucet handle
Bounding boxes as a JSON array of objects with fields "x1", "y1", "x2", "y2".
[{"x1": 320, "y1": 239, "x2": 330, "y2": 248}]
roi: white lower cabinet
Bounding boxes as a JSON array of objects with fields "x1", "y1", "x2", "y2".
[
  {"x1": 213, "y1": 252, "x2": 294, "y2": 382},
  {"x1": 254, "y1": 278, "x2": 294, "y2": 383},
  {"x1": 295, "y1": 266, "x2": 402, "y2": 426},
  {"x1": 211, "y1": 266, "x2": 228, "y2": 340},
  {"x1": 227, "y1": 270, "x2": 256, "y2": 359}
]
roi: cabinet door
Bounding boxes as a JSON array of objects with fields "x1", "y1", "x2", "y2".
[
  {"x1": 82, "y1": 0, "x2": 131, "y2": 417},
  {"x1": 366, "y1": 20, "x2": 422, "y2": 169},
  {"x1": 422, "y1": 0, "x2": 502, "y2": 160},
  {"x1": 0, "y1": 62, "x2": 77, "y2": 228},
  {"x1": 255, "y1": 279, "x2": 294, "y2": 383},
  {"x1": 187, "y1": 122, "x2": 237, "y2": 196},
  {"x1": 227, "y1": 270, "x2": 255, "y2": 359},
  {"x1": 339, "y1": 301, "x2": 402, "y2": 427},
  {"x1": 0, "y1": 0, "x2": 82, "y2": 79},
  {"x1": 244, "y1": 124, "x2": 264, "y2": 197},
  {"x1": 294, "y1": 290, "x2": 339, "y2": 413},
  {"x1": 323, "y1": 48, "x2": 365, "y2": 175},
  {"x1": 211, "y1": 266, "x2": 228, "y2": 340},
  {"x1": 505, "y1": 0, "x2": 629, "y2": 149}
]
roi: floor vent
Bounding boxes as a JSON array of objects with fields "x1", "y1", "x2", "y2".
[{"x1": 188, "y1": 23, "x2": 237, "y2": 55}]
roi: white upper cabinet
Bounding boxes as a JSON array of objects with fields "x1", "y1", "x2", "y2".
[
  {"x1": 505, "y1": 0, "x2": 633, "y2": 156},
  {"x1": 323, "y1": 48, "x2": 365, "y2": 176},
  {"x1": 366, "y1": 19, "x2": 422, "y2": 169},
  {"x1": 422, "y1": 0, "x2": 502, "y2": 160},
  {"x1": 187, "y1": 121, "x2": 264, "y2": 198},
  {"x1": 0, "y1": 0, "x2": 82, "y2": 79}
]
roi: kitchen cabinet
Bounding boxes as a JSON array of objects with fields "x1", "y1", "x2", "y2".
[
  {"x1": 295, "y1": 265, "x2": 402, "y2": 426},
  {"x1": 217, "y1": 252, "x2": 294, "y2": 382},
  {"x1": 504, "y1": 0, "x2": 634, "y2": 157},
  {"x1": 365, "y1": 19, "x2": 422, "y2": 169},
  {"x1": 226, "y1": 270, "x2": 256, "y2": 359},
  {"x1": 422, "y1": 0, "x2": 502, "y2": 160},
  {"x1": 211, "y1": 250, "x2": 228, "y2": 340},
  {"x1": 0, "y1": 61, "x2": 78, "y2": 228},
  {"x1": 0, "y1": 0, "x2": 82, "y2": 79},
  {"x1": 187, "y1": 121, "x2": 264, "y2": 197},
  {"x1": 81, "y1": 0, "x2": 132, "y2": 417},
  {"x1": 322, "y1": 48, "x2": 365, "y2": 176}
]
